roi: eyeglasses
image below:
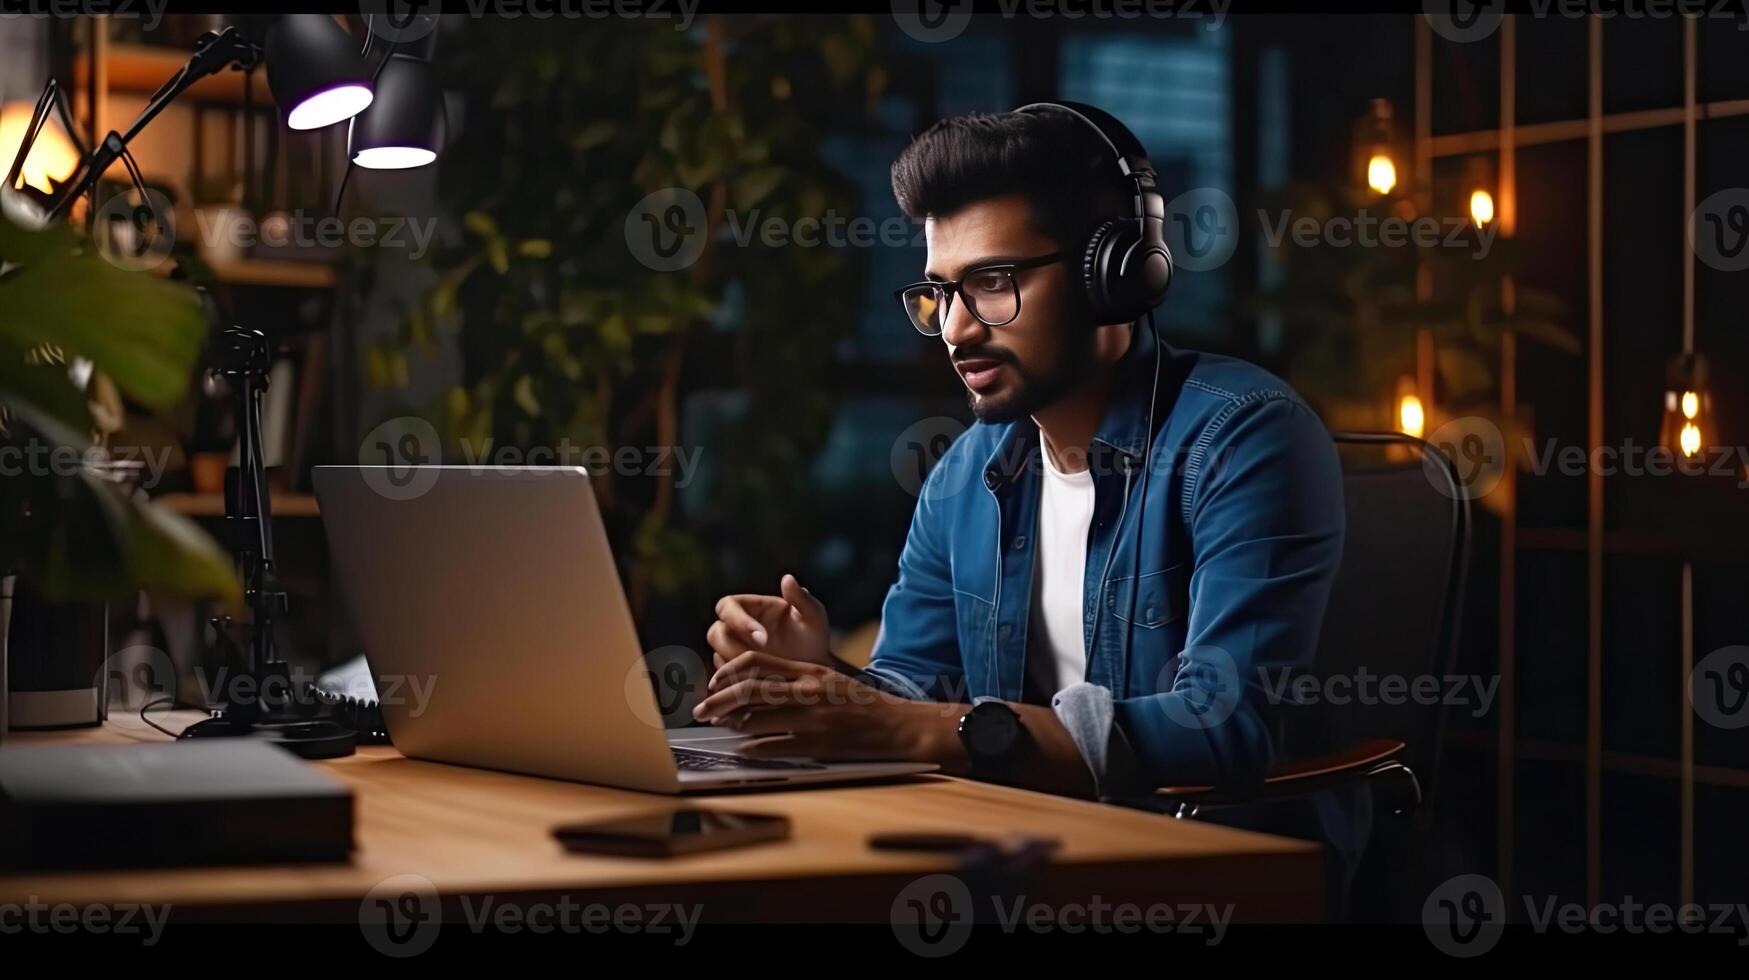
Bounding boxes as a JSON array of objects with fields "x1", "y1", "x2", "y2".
[{"x1": 894, "y1": 253, "x2": 1065, "y2": 337}]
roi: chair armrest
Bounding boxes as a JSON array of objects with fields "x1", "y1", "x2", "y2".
[{"x1": 1154, "y1": 738, "x2": 1406, "y2": 806}]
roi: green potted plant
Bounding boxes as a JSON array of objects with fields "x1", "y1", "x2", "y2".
[{"x1": 0, "y1": 211, "x2": 240, "y2": 733}]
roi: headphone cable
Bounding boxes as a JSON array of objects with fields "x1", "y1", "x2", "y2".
[{"x1": 1121, "y1": 310, "x2": 1163, "y2": 693}]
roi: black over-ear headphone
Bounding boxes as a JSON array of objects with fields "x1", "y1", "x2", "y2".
[{"x1": 1014, "y1": 101, "x2": 1174, "y2": 325}]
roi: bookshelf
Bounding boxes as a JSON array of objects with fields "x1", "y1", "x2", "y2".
[{"x1": 74, "y1": 42, "x2": 274, "y2": 107}]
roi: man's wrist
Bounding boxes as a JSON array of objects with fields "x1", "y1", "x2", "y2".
[{"x1": 912, "y1": 703, "x2": 971, "y2": 774}]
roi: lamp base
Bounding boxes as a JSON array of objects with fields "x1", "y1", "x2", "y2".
[{"x1": 181, "y1": 713, "x2": 357, "y2": 760}]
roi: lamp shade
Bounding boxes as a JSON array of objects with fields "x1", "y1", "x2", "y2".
[
  {"x1": 0, "y1": 101, "x2": 79, "y2": 194},
  {"x1": 265, "y1": 14, "x2": 374, "y2": 131},
  {"x1": 348, "y1": 55, "x2": 441, "y2": 169}
]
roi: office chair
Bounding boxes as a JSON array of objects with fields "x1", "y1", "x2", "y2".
[{"x1": 1154, "y1": 430, "x2": 1472, "y2": 830}]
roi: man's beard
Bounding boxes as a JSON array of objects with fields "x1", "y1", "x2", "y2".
[{"x1": 964, "y1": 333, "x2": 1093, "y2": 425}]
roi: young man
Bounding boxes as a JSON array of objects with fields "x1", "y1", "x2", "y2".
[{"x1": 693, "y1": 106, "x2": 1347, "y2": 815}]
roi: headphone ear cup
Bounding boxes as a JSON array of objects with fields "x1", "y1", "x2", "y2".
[{"x1": 1081, "y1": 218, "x2": 1130, "y2": 324}]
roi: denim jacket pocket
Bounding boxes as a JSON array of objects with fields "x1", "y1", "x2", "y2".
[{"x1": 1107, "y1": 564, "x2": 1189, "y2": 629}]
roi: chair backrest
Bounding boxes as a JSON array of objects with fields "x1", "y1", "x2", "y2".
[{"x1": 1307, "y1": 432, "x2": 1471, "y2": 810}]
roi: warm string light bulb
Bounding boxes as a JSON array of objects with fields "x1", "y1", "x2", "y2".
[
  {"x1": 1367, "y1": 153, "x2": 1397, "y2": 195},
  {"x1": 1677, "y1": 388, "x2": 1703, "y2": 458},
  {"x1": 1662, "y1": 355, "x2": 1712, "y2": 462},
  {"x1": 1679, "y1": 421, "x2": 1702, "y2": 457},
  {"x1": 1470, "y1": 188, "x2": 1495, "y2": 228},
  {"x1": 1398, "y1": 392, "x2": 1426, "y2": 438}
]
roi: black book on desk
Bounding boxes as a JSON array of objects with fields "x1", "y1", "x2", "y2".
[{"x1": 0, "y1": 740, "x2": 354, "y2": 870}]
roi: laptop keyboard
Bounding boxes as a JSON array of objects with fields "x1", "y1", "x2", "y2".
[{"x1": 672, "y1": 747, "x2": 825, "y2": 772}]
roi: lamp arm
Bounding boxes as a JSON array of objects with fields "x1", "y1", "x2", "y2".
[{"x1": 42, "y1": 27, "x2": 262, "y2": 223}]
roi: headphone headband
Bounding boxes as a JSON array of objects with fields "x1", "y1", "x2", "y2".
[
  {"x1": 1012, "y1": 100, "x2": 1172, "y2": 323},
  {"x1": 1014, "y1": 100, "x2": 1156, "y2": 182}
]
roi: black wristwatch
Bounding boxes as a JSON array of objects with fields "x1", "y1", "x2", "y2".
[{"x1": 957, "y1": 700, "x2": 1026, "y2": 780}]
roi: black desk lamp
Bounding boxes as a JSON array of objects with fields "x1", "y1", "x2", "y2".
[{"x1": 4, "y1": 14, "x2": 442, "y2": 758}]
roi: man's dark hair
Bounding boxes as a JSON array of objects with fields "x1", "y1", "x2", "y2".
[{"x1": 890, "y1": 108, "x2": 1131, "y2": 258}]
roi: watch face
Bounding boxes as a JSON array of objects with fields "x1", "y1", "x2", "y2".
[{"x1": 963, "y1": 702, "x2": 1021, "y2": 759}]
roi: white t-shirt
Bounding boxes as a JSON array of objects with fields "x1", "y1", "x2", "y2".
[{"x1": 1028, "y1": 431, "x2": 1096, "y2": 695}]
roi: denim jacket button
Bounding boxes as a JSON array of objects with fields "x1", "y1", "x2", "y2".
[
  {"x1": 983, "y1": 469, "x2": 1000, "y2": 490},
  {"x1": 1012, "y1": 535, "x2": 1027, "y2": 550}
]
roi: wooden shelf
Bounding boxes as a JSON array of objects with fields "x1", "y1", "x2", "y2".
[
  {"x1": 152, "y1": 258, "x2": 337, "y2": 289},
  {"x1": 205, "y1": 258, "x2": 336, "y2": 288},
  {"x1": 153, "y1": 492, "x2": 320, "y2": 518},
  {"x1": 76, "y1": 44, "x2": 275, "y2": 107}
]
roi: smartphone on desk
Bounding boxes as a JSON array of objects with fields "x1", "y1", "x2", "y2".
[{"x1": 554, "y1": 808, "x2": 791, "y2": 858}]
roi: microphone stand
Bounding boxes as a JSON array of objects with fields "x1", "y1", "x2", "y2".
[{"x1": 180, "y1": 325, "x2": 355, "y2": 759}]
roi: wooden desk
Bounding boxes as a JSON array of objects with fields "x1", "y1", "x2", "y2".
[{"x1": 0, "y1": 713, "x2": 1324, "y2": 925}]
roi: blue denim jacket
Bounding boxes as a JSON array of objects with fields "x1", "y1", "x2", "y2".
[{"x1": 860, "y1": 326, "x2": 1346, "y2": 796}]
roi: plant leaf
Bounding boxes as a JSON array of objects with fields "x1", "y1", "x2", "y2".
[{"x1": 0, "y1": 225, "x2": 205, "y2": 410}]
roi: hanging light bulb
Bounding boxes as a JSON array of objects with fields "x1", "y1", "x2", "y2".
[
  {"x1": 1661, "y1": 353, "x2": 1711, "y2": 461},
  {"x1": 1396, "y1": 375, "x2": 1426, "y2": 438},
  {"x1": 1368, "y1": 154, "x2": 1398, "y2": 196},
  {"x1": 1470, "y1": 188, "x2": 1495, "y2": 228},
  {"x1": 1461, "y1": 155, "x2": 1497, "y2": 230},
  {"x1": 1355, "y1": 98, "x2": 1401, "y2": 198}
]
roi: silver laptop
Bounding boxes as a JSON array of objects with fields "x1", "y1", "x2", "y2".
[{"x1": 312, "y1": 465, "x2": 936, "y2": 792}]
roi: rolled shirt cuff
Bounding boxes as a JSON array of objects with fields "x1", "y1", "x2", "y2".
[
  {"x1": 851, "y1": 663, "x2": 929, "y2": 701},
  {"x1": 1051, "y1": 681, "x2": 1152, "y2": 802}
]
